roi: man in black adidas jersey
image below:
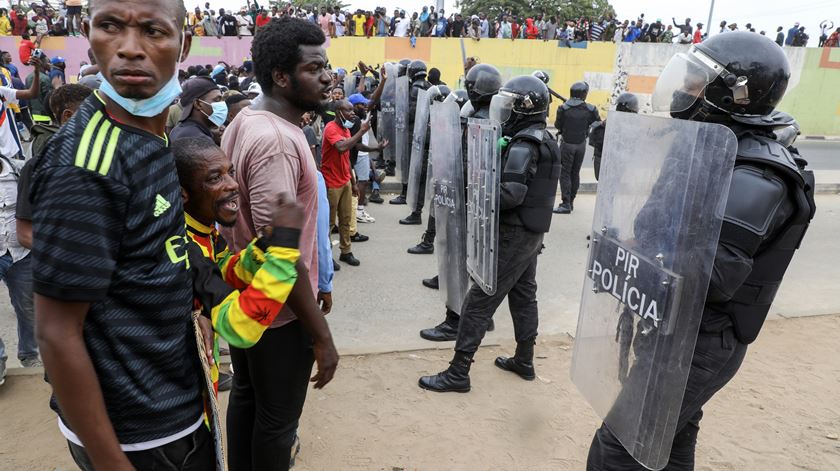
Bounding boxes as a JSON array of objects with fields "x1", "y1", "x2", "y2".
[{"x1": 29, "y1": 1, "x2": 218, "y2": 470}]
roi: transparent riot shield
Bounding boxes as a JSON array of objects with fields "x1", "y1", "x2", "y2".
[
  {"x1": 343, "y1": 73, "x2": 356, "y2": 98},
  {"x1": 570, "y1": 112, "x2": 737, "y2": 470},
  {"x1": 394, "y1": 75, "x2": 410, "y2": 183},
  {"x1": 406, "y1": 87, "x2": 441, "y2": 212},
  {"x1": 465, "y1": 118, "x2": 502, "y2": 295},
  {"x1": 430, "y1": 101, "x2": 469, "y2": 312},
  {"x1": 377, "y1": 64, "x2": 397, "y2": 168}
]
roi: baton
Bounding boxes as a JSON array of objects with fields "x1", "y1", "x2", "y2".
[{"x1": 549, "y1": 88, "x2": 567, "y2": 103}]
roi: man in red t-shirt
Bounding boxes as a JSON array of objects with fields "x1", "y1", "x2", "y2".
[
  {"x1": 321, "y1": 99, "x2": 369, "y2": 267},
  {"x1": 18, "y1": 34, "x2": 40, "y2": 65},
  {"x1": 255, "y1": 8, "x2": 271, "y2": 31},
  {"x1": 10, "y1": 8, "x2": 29, "y2": 36}
]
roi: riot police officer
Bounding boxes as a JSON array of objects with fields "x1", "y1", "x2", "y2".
[
  {"x1": 396, "y1": 60, "x2": 433, "y2": 223},
  {"x1": 418, "y1": 75, "x2": 561, "y2": 393},
  {"x1": 409, "y1": 64, "x2": 502, "y2": 257},
  {"x1": 416, "y1": 64, "x2": 503, "y2": 341},
  {"x1": 587, "y1": 31, "x2": 816, "y2": 469},
  {"x1": 588, "y1": 92, "x2": 638, "y2": 180},
  {"x1": 553, "y1": 81, "x2": 600, "y2": 214}
]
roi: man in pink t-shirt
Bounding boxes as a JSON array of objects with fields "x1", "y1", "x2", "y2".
[
  {"x1": 318, "y1": 7, "x2": 333, "y2": 37},
  {"x1": 219, "y1": 17, "x2": 338, "y2": 471},
  {"x1": 321, "y1": 99, "x2": 370, "y2": 267}
]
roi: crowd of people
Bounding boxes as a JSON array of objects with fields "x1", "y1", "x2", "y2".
[
  {"x1": 0, "y1": 1, "x2": 836, "y2": 48},
  {"x1": 0, "y1": 1, "x2": 825, "y2": 471}
]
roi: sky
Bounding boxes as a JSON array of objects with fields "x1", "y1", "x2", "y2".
[{"x1": 206, "y1": 0, "x2": 835, "y2": 46}]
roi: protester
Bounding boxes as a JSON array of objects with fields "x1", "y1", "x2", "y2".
[
  {"x1": 322, "y1": 99, "x2": 372, "y2": 266},
  {"x1": 175, "y1": 136, "x2": 314, "y2": 396},
  {"x1": 0, "y1": 56, "x2": 43, "y2": 388},
  {"x1": 28, "y1": 1, "x2": 220, "y2": 468},
  {"x1": 171, "y1": 76, "x2": 226, "y2": 145},
  {"x1": 219, "y1": 17, "x2": 339, "y2": 471}
]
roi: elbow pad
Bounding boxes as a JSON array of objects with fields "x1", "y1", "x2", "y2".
[{"x1": 501, "y1": 142, "x2": 534, "y2": 185}]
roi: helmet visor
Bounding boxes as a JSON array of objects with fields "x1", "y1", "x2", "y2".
[
  {"x1": 489, "y1": 92, "x2": 516, "y2": 124},
  {"x1": 652, "y1": 49, "x2": 723, "y2": 113}
]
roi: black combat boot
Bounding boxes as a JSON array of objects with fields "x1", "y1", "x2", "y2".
[
  {"x1": 408, "y1": 232, "x2": 434, "y2": 254},
  {"x1": 418, "y1": 351, "x2": 474, "y2": 393},
  {"x1": 419, "y1": 309, "x2": 494, "y2": 340},
  {"x1": 421, "y1": 275, "x2": 439, "y2": 289},
  {"x1": 553, "y1": 203, "x2": 571, "y2": 214},
  {"x1": 494, "y1": 341, "x2": 536, "y2": 381},
  {"x1": 399, "y1": 210, "x2": 422, "y2": 225},
  {"x1": 420, "y1": 309, "x2": 460, "y2": 341}
]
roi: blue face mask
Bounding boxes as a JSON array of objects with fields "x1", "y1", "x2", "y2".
[
  {"x1": 98, "y1": 33, "x2": 186, "y2": 118},
  {"x1": 200, "y1": 99, "x2": 229, "y2": 128},
  {"x1": 339, "y1": 111, "x2": 355, "y2": 129}
]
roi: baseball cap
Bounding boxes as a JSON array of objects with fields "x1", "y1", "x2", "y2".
[
  {"x1": 51, "y1": 56, "x2": 65, "y2": 65},
  {"x1": 242, "y1": 60, "x2": 253, "y2": 73},
  {"x1": 78, "y1": 74, "x2": 103, "y2": 90},
  {"x1": 178, "y1": 77, "x2": 219, "y2": 122},
  {"x1": 348, "y1": 93, "x2": 370, "y2": 106},
  {"x1": 211, "y1": 64, "x2": 226, "y2": 78}
]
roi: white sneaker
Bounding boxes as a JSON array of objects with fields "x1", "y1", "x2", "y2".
[
  {"x1": 360, "y1": 210, "x2": 376, "y2": 223},
  {"x1": 356, "y1": 212, "x2": 375, "y2": 223},
  {"x1": 0, "y1": 358, "x2": 6, "y2": 386}
]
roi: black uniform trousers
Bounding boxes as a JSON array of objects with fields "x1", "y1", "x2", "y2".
[
  {"x1": 454, "y1": 224, "x2": 543, "y2": 353},
  {"x1": 586, "y1": 327, "x2": 748, "y2": 470},
  {"x1": 560, "y1": 141, "x2": 587, "y2": 205}
]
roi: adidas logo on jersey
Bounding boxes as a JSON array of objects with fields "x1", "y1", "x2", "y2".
[{"x1": 154, "y1": 194, "x2": 171, "y2": 217}]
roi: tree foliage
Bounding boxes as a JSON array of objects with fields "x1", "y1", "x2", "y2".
[
  {"x1": 282, "y1": 1, "x2": 350, "y2": 11},
  {"x1": 457, "y1": 0, "x2": 616, "y2": 21}
]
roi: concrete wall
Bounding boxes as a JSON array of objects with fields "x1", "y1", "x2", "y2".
[{"x1": 2, "y1": 36, "x2": 838, "y2": 135}]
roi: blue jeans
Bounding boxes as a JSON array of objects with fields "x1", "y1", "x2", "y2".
[{"x1": 0, "y1": 252, "x2": 37, "y2": 362}]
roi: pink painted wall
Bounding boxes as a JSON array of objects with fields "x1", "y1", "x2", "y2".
[{"x1": 0, "y1": 36, "x2": 256, "y2": 81}]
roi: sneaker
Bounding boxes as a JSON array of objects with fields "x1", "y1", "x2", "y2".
[
  {"x1": 20, "y1": 357, "x2": 43, "y2": 368},
  {"x1": 339, "y1": 252, "x2": 361, "y2": 266},
  {"x1": 356, "y1": 211, "x2": 375, "y2": 223},
  {"x1": 333, "y1": 259, "x2": 341, "y2": 271},
  {"x1": 350, "y1": 232, "x2": 369, "y2": 243},
  {"x1": 0, "y1": 358, "x2": 6, "y2": 387},
  {"x1": 389, "y1": 195, "x2": 407, "y2": 205},
  {"x1": 360, "y1": 210, "x2": 376, "y2": 223}
]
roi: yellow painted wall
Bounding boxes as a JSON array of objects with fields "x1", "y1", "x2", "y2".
[{"x1": 327, "y1": 38, "x2": 617, "y2": 123}]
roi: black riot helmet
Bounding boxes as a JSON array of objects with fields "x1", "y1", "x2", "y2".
[
  {"x1": 408, "y1": 60, "x2": 427, "y2": 81},
  {"x1": 464, "y1": 63, "x2": 502, "y2": 107},
  {"x1": 615, "y1": 92, "x2": 639, "y2": 113},
  {"x1": 489, "y1": 75, "x2": 550, "y2": 132},
  {"x1": 570, "y1": 81, "x2": 589, "y2": 100},
  {"x1": 532, "y1": 70, "x2": 550, "y2": 85},
  {"x1": 436, "y1": 84, "x2": 451, "y2": 101},
  {"x1": 452, "y1": 89, "x2": 469, "y2": 108},
  {"x1": 397, "y1": 58, "x2": 411, "y2": 77},
  {"x1": 652, "y1": 31, "x2": 790, "y2": 124}
]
